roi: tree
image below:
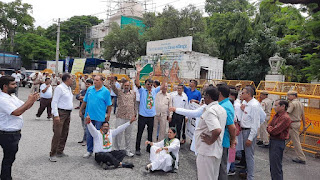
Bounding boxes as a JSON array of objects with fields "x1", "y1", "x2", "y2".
[
  {"x1": 102, "y1": 23, "x2": 145, "y2": 64},
  {"x1": 143, "y1": 5, "x2": 218, "y2": 56},
  {"x1": 277, "y1": 0, "x2": 320, "y2": 12},
  {"x1": 205, "y1": 0, "x2": 255, "y2": 15},
  {"x1": 206, "y1": 12, "x2": 253, "y2": 62},
  {"x1": 14, "y1": 33, "x2": 61, "y2": 67},
  {"x1": 0, "y1": 0, "x2": 34, "y2": 51},
  {"x1": 45, "y1": 15, "x2": 102, "y2": 58},
  {"x1": 227, "y1": 27, "x2": 279, "y2": 83}
]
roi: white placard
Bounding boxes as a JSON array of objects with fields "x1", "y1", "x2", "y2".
[
  {"x1": 47, "y1": 61, "x2": 63, "y2": 73},
  {"x1": 146, "y1": 36, "x2": 192, "y2": 55},
  {"x1": 186, "y1": 102, "x2": 201, "y2": 140}
]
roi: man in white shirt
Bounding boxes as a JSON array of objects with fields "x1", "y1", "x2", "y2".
[
  {"x1": 170, "y1": 84, "x2": 188, "y2": 143},
  {"x1": 0, "y1": 76, "x2": 38, "y2": 179},
  {"x1": 110, "y1": 76, "x2": 121, "y2": 114},
  {"x1": 11, "y1": 70, "x2": 22, "y2": 97},
  {"x1": 85, "y1": 114, "x2": 135, "y2": 169},
  {"x1": 49, "y1": 74, "x2": 74, "y2": 162},
  {"x1": 36, "y1": 78, "x2": 53, "y2": 120},
  {"x1": 171, "y1": 86, "x2": 227, "y2": 180},
  {"x1": 240, "y1": 86, "x2": 261, "y2": 180}
]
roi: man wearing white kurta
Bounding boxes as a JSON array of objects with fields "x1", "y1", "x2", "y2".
[
  {"x1": 86, "y1": 114, "x2": 135, "y2": 169},
  {"x1": 173, "y1": 86, "x2": 227, "y2": 180}
]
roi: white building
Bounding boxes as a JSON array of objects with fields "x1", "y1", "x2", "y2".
[
  {"x1": 89, "y1": 1, "x2": 144, "y2": 58},
  {"x1": 140, "y1": 36, "x2": 224, "y2": 81}
]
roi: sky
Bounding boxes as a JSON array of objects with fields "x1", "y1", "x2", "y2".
[{"x1": 2, "y1": 0, "x2": 206, "y2": 28}]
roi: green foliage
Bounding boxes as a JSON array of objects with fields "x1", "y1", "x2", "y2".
[
  {"x1": 103, "y1": 23, "x2": 145, "y2": 64},
  {"x1": 205, "y1": 0, "x2": 254, "y2": 15},
  {"x1": 227, "y1": 28, "x2": 279, "y2": 83},
  {"x1": 13, "y1": 33, "x2": 60, "y2": 66},
  {"x1": 45, "y1": 15, "x2": 102, "y2": 58},
  {"x1": 206, "y1": 12, "x2": 252, "y2": 61},
  {"x1": 0, "y1": 0, "x2": 34, "y2": 51}
]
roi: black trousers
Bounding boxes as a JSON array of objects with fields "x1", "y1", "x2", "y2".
[
  {"x1": 135, "y1": 115, "x2": 154, "y2": 151},
  {"x1": 169, "y1": 112, "x2": 185, "y2": 140},
  {"x1": 95, "y1": 150, "x2": 126, "y2": 167},
  {"x1": 269, "y1": 139, "x2": 285, "y2": 180},
  {"x1": 0, "y1": 132, "x2": 21, "y2": 180}
]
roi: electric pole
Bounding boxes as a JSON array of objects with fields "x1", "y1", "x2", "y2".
[{"x1": 55, "y1": 18, "x2": 61, "y2": 75}]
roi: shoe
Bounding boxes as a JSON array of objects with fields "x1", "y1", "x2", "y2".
[
  {"x1": 126, "y1": 151, "x2": 134, "y2": 157},
  {"x1": 260, "y1": 144, "x2": 269, "y2": 148},
  {"x1": 49, "y1": 156, "x2": 57, "y2": 162},
  {"x1": 135, "y1": 150, "x2": 141, "y2": 156},
  {"x1": 83, "y1": 152, "x2": 92, "y2": 158},
  {"x1": 56, "y1": 152, "x2": 68, "y2": 157},
  {"x1": 100, "y1": 162, "x2": 109, "y2": 170},
  {"x1": 122, "y1": 162, "x2": 134, "y2": 169},
  {"x1": 145, "y1": 163, "x2": 152, "y2": 171},
  {"x1": 256, "y1": 141, "x2": 263, "y2": 145},
  {"x1": 239, "y1": 172, "x2": 247, "y2": 179},
  {"x1": 81, "y1": 142, "x2": 86, "y2": 146},
  {"x1": 47, "y1": 117, "x2": 53, "y2": 121},
  {"x1": 228, "y1": 170, "x2": 236, "y2": 176},
  {"x1": 292, "y1": 158, "x2": 306, "y2": 164},
  {"x1": 35, "y1": 117, "x2": 40, "y2": 120},
  {"x1": 78, "y1": 140, "x2": 84, "y2": 143}
]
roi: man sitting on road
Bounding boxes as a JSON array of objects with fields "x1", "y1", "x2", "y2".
[{"x1": 85, "y1": 114, "x2": 135, "y2": 170}]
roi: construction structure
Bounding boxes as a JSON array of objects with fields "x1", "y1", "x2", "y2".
[{"x1": 88, "y1": 0, "x2": 147, "y2": 58}]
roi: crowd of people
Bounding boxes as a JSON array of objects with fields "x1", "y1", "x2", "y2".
[{"x1": 0, "y1": 67, "x2": 308, "y2": 180}]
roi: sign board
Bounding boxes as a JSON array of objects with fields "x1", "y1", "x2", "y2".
[
  {"x1": 186, "y1": 102, "x2": 201, "y2": 140},
  {"x1": 47, "y1": 61, "x2": 63, "y2": 73},
  {"x1": 71, "y1": 58, "x2": 86, "y2": 74},
  {"x1": 146, "y1": 36, "x2": 192, "y2": 55}
]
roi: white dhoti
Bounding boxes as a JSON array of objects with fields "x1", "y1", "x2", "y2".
[
  {"x1": 196, "y1": 154, "x2": 221, "y2": 180},
  {"x1": 150, "y1": 145, "x2": 174, "y2": 172}
]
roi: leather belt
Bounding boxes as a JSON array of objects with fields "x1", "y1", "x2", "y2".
[
  {"x1": 58, "y1": 108, "x2": 72, "y2": 112},
  {"x1": 0, "y1": 130, "x2": 21, "y2": 134},
  {"x1": 241, "y1": 127, "x2": 251, "y2": 130}
]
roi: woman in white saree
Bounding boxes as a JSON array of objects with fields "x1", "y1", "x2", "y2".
[{"x1": 145, "y1": 127, "x2": 180, "y2": 172}]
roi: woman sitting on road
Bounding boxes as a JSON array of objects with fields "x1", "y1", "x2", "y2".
[{"x1": 145, "y1": 127, "x2": 180, "y2": 172}]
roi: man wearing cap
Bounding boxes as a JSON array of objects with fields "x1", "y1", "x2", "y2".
[
  {"x1": 287, "y1": 91, "x2": 306, "y2": 164},
  {"x1": 31, "y1": 72, "x2": 41, "y2": 93},
  {"x1": 257, "y1": 91, "x2": 273, "y2": 148}
]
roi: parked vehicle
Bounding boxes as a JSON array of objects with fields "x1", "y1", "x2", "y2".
[{"x1": 0, "y1": 68, "x2": 15, "y2": 75}]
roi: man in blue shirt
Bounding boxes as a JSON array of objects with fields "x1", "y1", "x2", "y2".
[
  {"x1": 183, "y1": 80, "x2": 202, "y2": 103},
  {"x1": 79, "y1": 75, "x2": 112, "y2": 158},
  {"x1": 217, "y1": 83, "x2": 236, "y2": 180},
  {"x1": 134, "y1": 65, "x2": 166, "y2": 156},
  {"x1": 179, "y1": 79, "x2": 202, "y2": 143}
]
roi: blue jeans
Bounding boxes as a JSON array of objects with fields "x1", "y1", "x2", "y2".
[
  {"x1": 111, "y1": 96, "x2": 117, "y2": 114},
  {"x1": 86, "y1": 120, "x2": 103, "y2": 153}
]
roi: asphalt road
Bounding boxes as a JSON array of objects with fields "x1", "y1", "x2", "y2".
[{"x1": 1, "y1": 87, "x2": 319, "y2": 180}]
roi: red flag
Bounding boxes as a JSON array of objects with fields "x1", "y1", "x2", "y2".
[{"x1": 317, "y1": 139, "x2": 320, "y2": 144}]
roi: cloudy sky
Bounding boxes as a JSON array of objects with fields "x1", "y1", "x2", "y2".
[{"x1": 2, "y1": 0, "x2": 206, "y2": 28}]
